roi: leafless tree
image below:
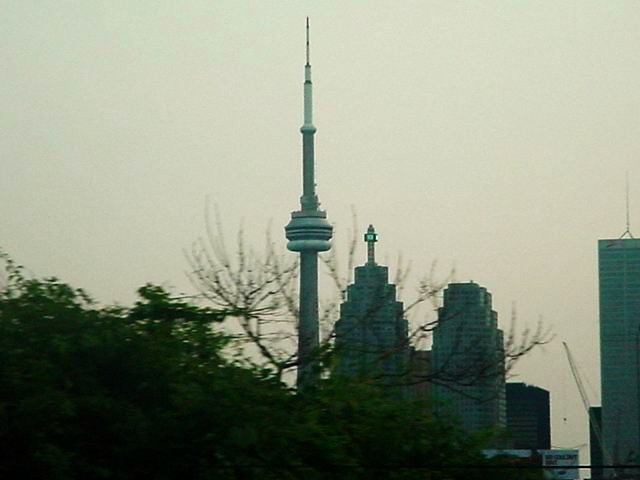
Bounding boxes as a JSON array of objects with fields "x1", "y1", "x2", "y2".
[
  {"x1": 184, "y1": 206, "x2": 303, "y2": 379},
  {"x1": 185, "y1": 206, "x2": 552, "y2": 391}
]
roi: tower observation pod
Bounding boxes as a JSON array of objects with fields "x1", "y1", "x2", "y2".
[{"x1": 285, "y1": 18, "x2": 333, "y2": 390}]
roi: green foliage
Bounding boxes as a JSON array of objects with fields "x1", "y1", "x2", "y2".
[{"x1": 0, "y1": 254, "x2": 541, "y2": 479}]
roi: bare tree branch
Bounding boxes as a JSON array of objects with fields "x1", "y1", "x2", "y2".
[{"x1": 186, "y1": 206, "x2": 552, "y2": 393}]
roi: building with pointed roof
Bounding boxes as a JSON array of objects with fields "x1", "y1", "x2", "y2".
[{"x1": 334, "y1": 226, "x2": 409, "y2": 389}]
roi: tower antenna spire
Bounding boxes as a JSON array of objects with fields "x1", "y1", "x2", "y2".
[
  {"x1": 621, "y1": 171, "x2": 634, "y2": 239},
  {"x1": 306, "y1": 17, "x2": 310, "y2": 66}
]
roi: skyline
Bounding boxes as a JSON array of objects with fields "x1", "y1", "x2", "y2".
[{"x1": 4, "y1": 1, "x2": 640, "y2": 462}]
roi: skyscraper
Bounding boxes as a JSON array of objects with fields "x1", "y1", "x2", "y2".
[
  {"x1": 598, "y1": 237, "x2": 640, "y2": 467},
  {"x1": 431, "y1": 282, "x2": 506, "y2": 432},
  {"x1": 334, "y1": 226, "x2": 409, "y2": 387},
  {"x1": 505, "y1": 382, "x2": 551, "y2": 450},
  {"x1": 285, "y1": 19, "x2": 333, "y2": 390}
]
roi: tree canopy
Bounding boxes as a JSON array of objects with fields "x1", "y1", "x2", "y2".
[{"x1": 0, "y1": 254, "x2": 541, "y2": 479}]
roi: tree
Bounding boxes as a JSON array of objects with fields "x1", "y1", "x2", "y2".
[
  {"x1": 185, "y1": 212, "x2": 551, "y2": 391},
  {"x1": 0, "y1": 252, "x2": 544, "y2": 479}
]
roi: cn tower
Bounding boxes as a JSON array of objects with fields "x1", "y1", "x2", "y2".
[{"x1": 285, "y1": 18, "x2": 332, "y2": 390}]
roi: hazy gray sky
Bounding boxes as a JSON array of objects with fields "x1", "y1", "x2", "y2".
[{"x1": 3, "y1": 0, "x2": 640, "y2": 462}]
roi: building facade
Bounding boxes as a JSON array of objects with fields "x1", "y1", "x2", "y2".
[
  {"x1": 334, "y1": 226, "x2": 409, "y2": 387},
  {"x1": 598, "y1": 238, "x2": 640, "y2": 468},
  {"x1": 505, "y1": 382, "x2": 551, "y2": 450},
  {"x1": 431, "y1": 282, "x2": 506, "y2": 432}
]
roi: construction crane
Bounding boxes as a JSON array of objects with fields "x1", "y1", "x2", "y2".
[{"x1": 562, "y1": 341, "x2": 614, "y2": 475}]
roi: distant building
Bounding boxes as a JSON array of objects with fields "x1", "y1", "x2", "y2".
[
  {"x1": 505, "y1": 382, "x2": 551, "y2": 449},
  {"x1": 589, "y1": 406, "x2": 603, "y2": 480},
  {"x1": 334, "y1": 226, "x2": 409, "y2": 387},
  {"x1": 598, "y1": 238, "x2": 640, "y2": 469},
  {"x1": 431, "y1": 282, "x2": 506, "y2": 432}
]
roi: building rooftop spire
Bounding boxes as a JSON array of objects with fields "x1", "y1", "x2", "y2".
[
  {"x1": 621, "y1": 171, "x2": 634, "y2": 239},
  {"x1": 364, "y1": 225, "x2": 378, "y2": 265}
]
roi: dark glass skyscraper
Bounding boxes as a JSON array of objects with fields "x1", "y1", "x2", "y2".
[
  {"x1": 432, "y1": 282, "x2": 506, "y2": 431},
  {"x1": 598, "y1": 238, "x2": 640, "y2": 468},
  {"x1": 505, "y1": 382, "x2": 551, "y2": 449}
]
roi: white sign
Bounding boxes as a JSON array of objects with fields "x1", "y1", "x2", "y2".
[{"x1": 540, "y1": 449, "x2": 579, "y2": 480}]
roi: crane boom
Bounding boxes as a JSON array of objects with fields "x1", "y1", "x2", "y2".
[
  {"x1": 562, "y1": 342, "x2": 613, "y2": 471},
  {"x1": 562, "y1": 342, "x2": 592, "y2": 412}
]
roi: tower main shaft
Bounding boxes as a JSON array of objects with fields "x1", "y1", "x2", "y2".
[{"x1": 285, "y1": 19, "x2": 332, "y2": 390}]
